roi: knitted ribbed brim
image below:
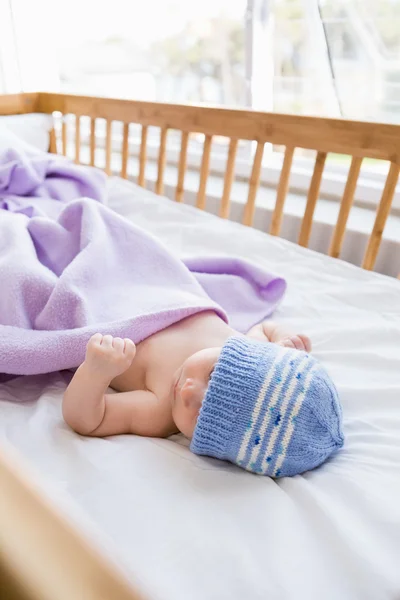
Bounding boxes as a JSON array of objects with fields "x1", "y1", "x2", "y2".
[{"x1": 190, "y1": 336, "x2": 344, "y2": 477}]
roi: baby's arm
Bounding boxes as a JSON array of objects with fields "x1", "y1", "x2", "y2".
[
  {"x1": 62, "y1": 334, "x2": 176, "y2": 438},
  {"x1": 246, "y1": 321, "x2": 311, "y2": 352}
]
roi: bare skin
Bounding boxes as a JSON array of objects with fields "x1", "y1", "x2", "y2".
[{"x1": 62, "y1": 312, "x2": 311, "y2": 440}]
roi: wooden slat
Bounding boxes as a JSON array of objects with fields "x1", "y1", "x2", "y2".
[
  {"x1": 270, "y1": 146, "x2": 295, "y2": 235},
  {"x1": 329, "y1": 156, "x2": 363, "y2": 258},
  {"x1": 196, "y1": 134, "x2": 212, "y2": 210},
  {"x1": 48, "y1": 127, "x2": 57, "y2": 153},
  {"x1": 74, "y1": 115, "x2": 80, "y2": 164},
  {"x1": 362, "y1": 162, "x2": 400, "y2": 270},
  {"x1": 89, "y1": 117, "x2": 96, "y2": 166},
  {"x1": 138, "y1": 125, "x2": 148, "y2": 187},
  {"x1": 175, "y1": 130, "x2": 189, "y2": 202},
  {"x1": 120, "y1": 123, "x2": 129, "y2": 179},
  {"x1": 242, "y1": 142, "x2": 264, "y2": 226},
  {"x1": 0, "y1": 442, "x2": 143, "y2": 600},
  {"x1": 298, "y1": 151, "x2": 327, "y2": 247},
  {"x1": 220, "y1": 138, "x2": 238, "y2": 219},
  {"x1": 61, "y1": 118, "x2": 67, "y2": 156},
  {"x1": 37, "y1": 93, "x2": 400, "y2": 163},
  {"x1": 105, "y1": 119, "x2": 112, "y2": 175},
  {"x1": 156, "y1": 127, "x2": 168, "y2": 195}
]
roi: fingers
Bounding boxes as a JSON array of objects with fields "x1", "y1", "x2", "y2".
[
  {"x1": 124, "y1": 338, "x2": 136, "y2": 359},
  {"x1": 290, "y1": 334, "x2": 310, "y2": 352},
  {"x1": 87, "y1": 333, "x2": 103, "y2": 347},
  {"x1": 100, "y1": 334, "x2": 113, "y2": 348},
  {"x1": 112, "y1": 337, "x2": 125, "y2": 352},
  {"x1": 87, "y1": 334, "x2": 136, "y2": 355},
  {"x1": 278, "y1": 337, "x2": 296, "y2": 350},
  {"x1": 298, "y1": 334, "x2": 312, "y2": 353},
  {"x1": 277, "y1": 334, "x2": 311, "y2": 353},
  {"x1": 291, "y1": 336, "x2": 304, "y2": 351},
  {"x1": 87, "y1": 334, "x2": 135, "y2": 351}
]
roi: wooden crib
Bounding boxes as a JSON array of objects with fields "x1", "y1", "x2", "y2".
[
  {"x1": 0, "y1": 92, "x2": 399, "y2": 600},
  {"x1": 2, "y1": 92, "x2": 400, "y2": 271}
]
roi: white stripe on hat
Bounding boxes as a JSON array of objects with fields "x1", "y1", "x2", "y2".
[
  {"x1": 247, "y1": 354, "x2": 310, "y2": 469},
  {"x1": 236, "y1": 347, "x2": 287, "y2": 465},
  {"x1": 273, "y1": 365, "x2": 317, "y2": 476}
]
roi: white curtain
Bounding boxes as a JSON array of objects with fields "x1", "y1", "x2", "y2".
[
  {"x1": 0, "y1": 0, "x2": 60, "y2": 93},
  {"x1": 0, "y1": 0, "x2": 21, "y2": 93}
]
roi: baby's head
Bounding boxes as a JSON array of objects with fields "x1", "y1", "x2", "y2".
[
  {"x1": 171, "y1": 346, "x2": 222, "y2": 438},
  {"x1": 172, "y1": 336, "x2": 344, "y2": 477}
]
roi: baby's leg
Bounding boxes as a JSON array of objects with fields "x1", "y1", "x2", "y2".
[{"x1": 246, "y1": 321, "x2": 311, "y2": 352}]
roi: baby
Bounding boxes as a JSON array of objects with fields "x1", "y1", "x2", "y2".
[{"x1": 63, "y1": 311, "x2": 344, "y2": 477}]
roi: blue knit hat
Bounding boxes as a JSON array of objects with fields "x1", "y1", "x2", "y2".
[{"x1": 190, "y1": 336, "x2": 344, "y2": 477}]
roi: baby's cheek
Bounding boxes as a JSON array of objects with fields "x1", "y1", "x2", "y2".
[{"x1": 172, "y1": 400, "x2": 200, "y2": 440}]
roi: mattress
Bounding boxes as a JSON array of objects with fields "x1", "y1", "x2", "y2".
[{"x1": 1, "y1": 176, "x2": 400, "y2": 600}]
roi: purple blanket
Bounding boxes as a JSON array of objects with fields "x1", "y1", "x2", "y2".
[
  {"x1": 0, "y1": 147, "x2": 106, "y2": 217},
  {"x1": 0, "y1": 149, "x2": 286, "y2": 376}
]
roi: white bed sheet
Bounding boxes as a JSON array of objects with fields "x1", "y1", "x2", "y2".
[{"x1": 1, "y1": 177, "x2": 400, "y2": 600}]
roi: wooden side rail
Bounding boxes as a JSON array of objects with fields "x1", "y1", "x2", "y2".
[
  {"x1": 2, "y1": 91, "x2": 399, "y2": 273},
  {"x1": 0, "y1": 442, "x2": 143, "y2": 600}
]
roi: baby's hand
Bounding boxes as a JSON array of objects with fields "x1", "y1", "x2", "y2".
[
  {"x1": 277, "y1": 334, "x2": 311, "y2": 353},
  {"x1": 84, "y1": 334, "x2": 136, "y2": 380}
]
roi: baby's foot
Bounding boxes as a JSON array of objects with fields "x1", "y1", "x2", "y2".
[{"x1": 277, "y1": 334, "x2": 311, "y2": 353}]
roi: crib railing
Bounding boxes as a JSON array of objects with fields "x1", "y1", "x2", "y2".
[
  {"x1": 0, "y1": 441, "x2": 143, "y2": 600},
  {"x1": 0, "y1": 91, "x2": 399, "y2": 598},
  {"x1": 2, "y1": 92, "x2": 400, "y2": 273}
]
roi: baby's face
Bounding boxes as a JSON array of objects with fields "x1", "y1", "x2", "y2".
[{"x1": 171, "y1": 347, "x2": 222, "y2": 439}]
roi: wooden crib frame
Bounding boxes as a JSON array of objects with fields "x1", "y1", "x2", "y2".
[
  {"x1": 2, "y1": 92, "x2": 400, "y2": 272},
  {"x1": 0, "y1": 91, "x2": 399, "y2": 600}
]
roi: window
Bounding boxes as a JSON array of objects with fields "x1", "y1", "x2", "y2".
[
  {"x1": 53, "y1": 0, "x2": 249, "y2": 159},
  {"x1": 8, "y1": 0, "x2": 400, "y2": 123},
  {"x1": 0, "y1": 1, "x2": 21, "y2": 93},
  {"x1": 4, "y1": 0, "x2": 400, "y2": 209},
  {"x1": 271, "y1": 0, "x2": 400, "y2": 125},
  {"x1": 49, "y1": 0, "x2": 246, "y2": 107}
]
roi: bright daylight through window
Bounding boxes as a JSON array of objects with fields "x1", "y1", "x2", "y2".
[
  {"x1": 50, "y1": 0, "x2": 400, "y2": 124},
  {"x1": 3, "y1": 0, "x2": 400, "y2": 195}
]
